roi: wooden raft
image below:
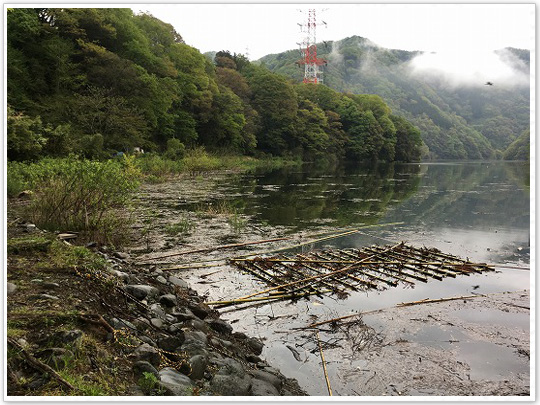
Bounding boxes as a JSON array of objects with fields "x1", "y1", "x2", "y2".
[{"x1": 221, "y1": 243, "x2": 494, "y2": 305}]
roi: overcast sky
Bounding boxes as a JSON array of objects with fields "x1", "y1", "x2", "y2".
[{"x1": 133, "y1": 3, "x2": 534, "y2": 61}]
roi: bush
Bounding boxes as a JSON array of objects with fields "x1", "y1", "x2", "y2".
[
  {"x1": 22, "y1": 156, "x2": 140, "y2": 245},
  {"x1": 164, "y1": 138, "x2": 186, "y2": 160}
]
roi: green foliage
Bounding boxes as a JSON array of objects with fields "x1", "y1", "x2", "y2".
[
  {"x1": 138, "y1": 372, "x2": 165, "y2": 396},
  {"x1": 7, "y1": 8, "x2": 425, "y2": 165},
  {"x1": 503, "y1": 129, "x2": 530, "y2": 160},
  {"x1": 165, "y1": 217, "x2": 195, "y2": 236},
  {"x1": 7, "y1": 106, "x2": 47, "y2": 161},
  {"x1": 12, "y1": 157, "x2": 140, "y2": 245},
  {"x1": 164, "y1": 138, "x2": 186, "y2": 160}
]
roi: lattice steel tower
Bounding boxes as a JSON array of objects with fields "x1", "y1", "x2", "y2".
[{"x1": 297, "y1": 9, "x2": 327, "y2": 84}]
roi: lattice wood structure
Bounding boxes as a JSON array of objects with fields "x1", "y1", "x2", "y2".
[{"x1": 228, "y1": 243, "x2": 495, "y2": 301}]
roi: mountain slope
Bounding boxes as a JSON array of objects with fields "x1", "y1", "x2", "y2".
[{"x1": 259, "y1": 36, "x2": 530, "y2": 159}]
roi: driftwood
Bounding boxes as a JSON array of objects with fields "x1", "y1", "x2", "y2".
[
  {"x1": 316, "y1": 331, "x2": 333, "y2": 396},
  {"x1": 7, "y1": 337, "x2": 79, "y2": 393}
]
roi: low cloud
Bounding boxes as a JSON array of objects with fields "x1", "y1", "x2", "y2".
[{"x1": 407, "y1": 48, "x2": 529, "y2": 88}]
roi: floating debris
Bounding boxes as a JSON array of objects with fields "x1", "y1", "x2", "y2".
[{"x1": 207, "y1": 242, "x2": 494, "y2": 308}]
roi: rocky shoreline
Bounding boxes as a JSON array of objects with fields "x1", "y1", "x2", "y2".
[{"x1": 6, "y1": 223, "x2": 307, "y2": 397}]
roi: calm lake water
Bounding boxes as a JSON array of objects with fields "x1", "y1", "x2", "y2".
[{"x1": 179, "y1": 160, "x2": 531, "y2": 395}]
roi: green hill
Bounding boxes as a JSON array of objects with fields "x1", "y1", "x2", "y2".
[{"x1": 259, "y1": 36, "x2": 530, "y2": 160}]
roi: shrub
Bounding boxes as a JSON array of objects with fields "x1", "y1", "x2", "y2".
[{"x1": 26, "y1": 156, "x2": 140, "y2": 245}]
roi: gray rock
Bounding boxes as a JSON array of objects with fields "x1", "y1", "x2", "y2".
[
  {"x1": 7, "y1": 282, "x2": 17, "y2": 295},
  {"x1": 165, "y1": 314, "x2": 177, "y2": 323},
  {"x1": 108, "y1": 269, "x2": 130, "y2": 283},
  {"x1": 171, "y1": 307, "x2": 196, "y2": 322},
  {"x1": 207, "y1": 319, "x2": 233, "y2": 335},
  {"x1": 187, "y1": 319, "x2": 209, "y2": 333},
  {"x1": 110, "y1": 317, "x2": 137, "y2": 331},
  {"x1": 158, "y1": 367, "x2": 193, "y2": 395},
  {"x1": 24, "y1": 223, "x2": 37, "y2": 233},
  {"x1": 114, "y1": 251, "x2": 130, "y2": 260},
  {"x1": 132, "y1": 343, "x2": 161, "y2": 367},
  {"x1": 168, "y1": 275, "x2": 189, "y2": 289},
  {"x1": 157, "y1": 334, "x2": 185, "y2": 352},
  {"x1": 184, "y1": 330, "x2": 208, "y2": 345},
  {"x1": 250, "y1": 370, "x2": 282, "y2": 390},
  {"x1": 246, "y1": 354, "x2": 262, "y2": 363},
  {"x1": 250, "y1": 378, "x2": 280, "y2": 396},
  {"x1": 210, "y1": 359, "x2": 252, "y2": 396},
  {"x1": 187, "y1": 302, "x2": 211, "y2": 320},
  {"x1": 159, "y1": 294, "x2": 177, "y2": 308},
  {"x1": 149, "y1": 303, "x2": 166, "y2": 319},
  {"x1": 138, "y1": 336, "x2": 156, "y2": 347},
  {"x1": 26, "y1": 376, "x2": 48, "y2": 390},
  {"x1": 133, "y1": 361, "x2": 159, "y2": 379},
  {"x1": 188, "y1": 354, "x2": 208, "y2": 380},
  {"x1": 57, "y1": 329, "x2": 84, "y2": 345},
  {"x1": 246, "y1": 337, "x2": 264, "y2": 355},
  {"x1": 156, "y1": 275, "x2": 168, "y2": 285},
  {"x1": 232, "y1": 331, "x2": 248, "y2": 340},
  {"x1": 125, "y1": 284, "x2": 159, "y2": 300},
  {"x1": 150, "y1": 318, "x2": 164, "y2": 328},
  {"x1": 181, "y1": 339, "x2": 208, "y2": 358}
]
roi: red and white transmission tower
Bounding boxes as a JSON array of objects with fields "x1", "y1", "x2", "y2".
[{"x1": 296, "y1": 8, "x2": 327, "y2": 84}]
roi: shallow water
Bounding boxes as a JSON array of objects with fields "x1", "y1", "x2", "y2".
[{"x1": 174, "y1": 160, "x2": 530, "y2": 395}]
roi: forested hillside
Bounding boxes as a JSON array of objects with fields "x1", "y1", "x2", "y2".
[
  {"x1": 7, "y1": 8, "x2": 423, "y2": 163},
  {"x1": 260, "y1": 35, "x2": 530, "y2": 159}
]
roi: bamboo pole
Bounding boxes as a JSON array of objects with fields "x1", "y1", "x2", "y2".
[
  {"x1": 233, "y1": 222, "x2": 405, "y2": 259},
  {"x1": 236, "y1": 243, "x2": 403, "y2": 300},
  {"x1": 396, "y1": 294, "x2": 486, "y2": 307},
  {"x1": 205, "y1": 289, "x2": 327, "y2": 306},
  {"x1": 139, "y1": 237, "x2": 292, "y2": 263},
  {"x1": 316, "y1": 331, "x2": 333, "y2": 396}
]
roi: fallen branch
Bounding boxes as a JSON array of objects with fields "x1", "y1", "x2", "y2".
[
  {"x1": 316, "y1": 331, "x2": 333, "y2": 396},
  {"x1": 139, "y1": 237, "x2": 292, "y2": 263},
  {"x1": 7, "y1": 337, "x2": 79, "y2": 393},
  {"x1": 396, "y1": 294, "x2": 485, "y2": 307}
]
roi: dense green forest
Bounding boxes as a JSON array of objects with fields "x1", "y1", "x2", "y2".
[
  {"x1": 260, "y1": 35, "x2": 530, "y2": 160},
  {"x1": 7, "y1": 8, "x2": 424, "y2": 164}
]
